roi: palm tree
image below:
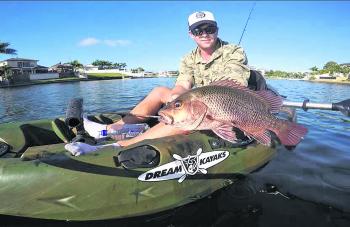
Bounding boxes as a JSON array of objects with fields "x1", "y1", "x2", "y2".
[
  {"x1": 0, "y1": 65, "x2": 13, "y2": 84},
  {"x1": 113, "y1": 63, "x2": 120, "y2": 69},
  {"x1": 310, "y1": 66, "x2": 318, "y2": 72},
  {"x1": 91, "y1": 60, "x2": 112, "y2": 69},
  {"x1": 67, "y1": 60, "x2": 83, "y2": 72},
  {"x1": 0, "y1": 42, "x2": 17, "y2": 55},
  {"x1": 119, "y1": 63, "x2": 127, "y2": 70}
]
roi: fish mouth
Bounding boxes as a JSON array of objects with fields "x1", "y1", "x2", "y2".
[{"x1": 158, "y1": 112, "x2": 173, "y2": 125}]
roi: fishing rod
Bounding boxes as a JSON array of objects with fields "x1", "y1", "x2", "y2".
[
  {"x1": 283, "y1": 98, "x2": 350, "y2": 117},
  {"x1": 115, "y1": 112, "x2": 160, "y2": 119},
  {"x1": 128, "y1": 113, "x2": 161, "y2": 119},
  {"x1": 238, "y1": 2, "x2": 256, "y2": 45}
]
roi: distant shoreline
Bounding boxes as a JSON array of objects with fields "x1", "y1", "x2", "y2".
[
  {"x1": 267, "y1": 77, "x2": 350, "y2": 85},
  {"x1": 2, "y1": 76, "x2": 349, "y2": 89},
  {"x1": 0, "y1": 76, "x2": 128, "y2": 89}
]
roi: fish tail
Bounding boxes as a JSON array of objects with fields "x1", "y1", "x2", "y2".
[{"x1": 272, "y1": 119, "x2": 308, "y2": 146}]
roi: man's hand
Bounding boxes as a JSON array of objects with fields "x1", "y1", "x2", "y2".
[
  {"x1": 167, "y1": 94, "x2": 180, "y2": 103},
  {"x1": 163, "y1": 82, "x2": 192, "y2": 104}
]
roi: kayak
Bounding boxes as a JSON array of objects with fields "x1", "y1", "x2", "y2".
[{"x1": 0, "y1": 112, "x2": 279, "y2": 221}]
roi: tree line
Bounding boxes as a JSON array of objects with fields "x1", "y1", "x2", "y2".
[
  {"x1": 309, "y1": 61, "x2": 350, "y2": 75},
  {"x1": 0, "y1": 42, "x2": 146, "y2": 76},
  {"x1": 66, "y1": 60, "x2": 145, "y2": 73},
  {"x1": 266, "y1": 61, "x2": 350, "y2": 79},
  {"x1": 265, "y1": 70, "x2": 305, "y2": 79}
]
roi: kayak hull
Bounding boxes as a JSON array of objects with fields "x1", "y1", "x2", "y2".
[{"x1": 0, "y1": 113, "x2": 277, "y2": 221}]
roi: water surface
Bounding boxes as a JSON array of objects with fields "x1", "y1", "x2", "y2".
[{"x1": 1, "y1": 78, "x2": 349, "y2": 226}]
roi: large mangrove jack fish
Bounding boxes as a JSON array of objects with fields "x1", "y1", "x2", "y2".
[{"x1": 158, "y1": 80, "x2": 308, "y2": 146}]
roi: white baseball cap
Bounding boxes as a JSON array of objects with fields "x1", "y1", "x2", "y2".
[{"x1": 188, "y1": 11, "x2": 217, "y2": 30}]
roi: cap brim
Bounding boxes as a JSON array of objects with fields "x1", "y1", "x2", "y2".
[{"x1": 189, "y1": 21, "x2": 217, "y2": 30}]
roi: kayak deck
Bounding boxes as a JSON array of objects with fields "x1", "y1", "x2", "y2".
[{"x1": 0, "y1": 113, "x2": 277, "y2": 220}]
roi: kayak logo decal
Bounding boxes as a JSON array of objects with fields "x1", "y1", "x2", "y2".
[{"x1": 138, "y1": 148, "x2": 229, "y2": 183}]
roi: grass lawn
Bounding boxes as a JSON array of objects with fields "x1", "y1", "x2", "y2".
[
  {"x1": 87, "y1": 73, "x2": 127, "y2": 79},
  {"x1": 312, "y1": 78, "x2": 350, "y2": 84},
  {"x1": 35, "y1": 77, "x2": 81, "y2": 83}
]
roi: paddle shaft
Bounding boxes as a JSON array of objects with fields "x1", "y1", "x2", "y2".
[
  {"x1": 283, "y1": 98, "x2": 350, "y2": 117},
  {"x1": 283, "y1": 101, "x2": 332, "y2": 110}
]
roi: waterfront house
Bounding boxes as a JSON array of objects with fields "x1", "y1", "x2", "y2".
[
  {"x1": 143, "y1": 71, "x2": 158, "y2": 77},
  {"x1": 83, "y1": 64, "x2": 99, "y2": 71},
  {"x1": 0, "y1": 58, "x2": 38, "y2": 75},
  {"x1": 158, "y1": 71, "x2": 179, "y2": 77},
  {"x1": 0, "y1": 58, "x2": 57, "y2": 83},
  {"x1": 49, "y1": 62, "x2": 74, "y2": 78},
  {"x1": 317, "y1": 73, "x2": 336, "y2": 80}
]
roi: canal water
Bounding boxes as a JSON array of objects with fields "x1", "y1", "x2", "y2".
[{"x1": 0, "y1": 78, "x2": 349, "y2": 226}]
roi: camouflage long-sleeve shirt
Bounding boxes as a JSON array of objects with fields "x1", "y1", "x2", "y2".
[{"x1": 176, "y1": 38, "x2": 250, "y2": 87}]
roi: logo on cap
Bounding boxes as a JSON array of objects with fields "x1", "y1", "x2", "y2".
[{"x1": 195, "y1": 12, "x2": 206, "y2": 19}]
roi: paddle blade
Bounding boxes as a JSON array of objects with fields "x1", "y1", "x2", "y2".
[{"x1": 332, "y1": 99, "x2": 350, "y2": 117}]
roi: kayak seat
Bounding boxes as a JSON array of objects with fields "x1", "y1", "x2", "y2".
[
  {"x1": 248, "y1": 70, "x2": 267, "y2": 91},
  {"x1": 0, "y1": 120, "x2": 68, "y2": 157},
  {"x1": 51, "y1": 118, "x2": 76, "y2": 143},
  {"x1": 20, "y1": 123, "x2": 63, "y2": 148}
]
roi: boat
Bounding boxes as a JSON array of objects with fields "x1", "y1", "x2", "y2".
[{"x1": 0, "y1": 109, "x2": 284, "y2": 221}]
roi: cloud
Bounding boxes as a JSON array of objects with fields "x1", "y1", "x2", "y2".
[
  {"x1": 78, "y1": 37, "x2": 100, "y2": 46},
  {"x1": 78, "y1": 37, "x2": 131, "y2": 47}
]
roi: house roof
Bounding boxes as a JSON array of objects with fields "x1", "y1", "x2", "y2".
[
  {"x1": 4, "y1": 58, "x2": 39, "y2": 61},
  {"x1": 340, "y1": 63, "x2": 350, "y2": 66},
  {"x1": 36, "y1": 65, "x2": 48, "y2": 69},
  {"x1": 50, "y1": 62, "x2": 73, "y2": 68}
]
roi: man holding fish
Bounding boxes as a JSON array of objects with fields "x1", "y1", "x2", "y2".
[{"x1": 67, "y1": 11, "x2": 306, "y2": 155}]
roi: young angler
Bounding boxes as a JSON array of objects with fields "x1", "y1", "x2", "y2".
[{"x1": 66, "y1": 11, "x2": 251, "y2": 155}]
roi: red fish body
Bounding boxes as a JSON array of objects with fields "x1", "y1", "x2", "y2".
[{"x1": 158, "y1": 80, "x2": 308, "y2": 146}]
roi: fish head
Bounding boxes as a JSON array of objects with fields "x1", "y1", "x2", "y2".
[{"x1": 158, "y1": 95, "x2": 208, "y2": 130}]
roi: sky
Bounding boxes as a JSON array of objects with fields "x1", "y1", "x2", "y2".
[{"x1": 1, "y1": 1, "x2": 350, "y2": 72}]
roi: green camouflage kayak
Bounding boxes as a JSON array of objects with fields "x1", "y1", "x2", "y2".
[{"x1": 0, "y1": 113, "x2": 277, "y2": 221}]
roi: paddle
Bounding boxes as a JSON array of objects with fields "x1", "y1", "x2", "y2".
[{"x1": 283, "y1": 98, "x2": 350, "y2": 117}]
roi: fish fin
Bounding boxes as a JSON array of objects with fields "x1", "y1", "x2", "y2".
[
  {"x1": 273, "y1": 119, "x2": 308, "y2": 146},
  {"x1": 247, "y1": 130, "x2": 272, "y2": 146},
  {"x1": 256, "y1": 90, "x2": 283, "y2": 113},
  {"x1": 212, "y1": 124, "x2": 238, "y2": 142}
]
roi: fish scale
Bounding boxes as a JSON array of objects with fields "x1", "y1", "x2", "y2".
[{"x1": 193, "y1": 85, "x2": 271, "y2": 122}]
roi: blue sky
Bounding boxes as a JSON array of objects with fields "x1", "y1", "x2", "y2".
[{"x1": 1, "y1": 1, "x2": 349, "y2": 72}]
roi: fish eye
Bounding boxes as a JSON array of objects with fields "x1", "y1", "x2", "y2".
[{"x1": 174, "y1": 101, "x2": 182, "y2": 109}]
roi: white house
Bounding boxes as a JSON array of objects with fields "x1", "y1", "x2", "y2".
[
  {"x1": 0, "y1": 58, "x2": 59, "y2": 81},
  {"x1": 0, "y1": 58, "x2": 38, "y2": 75},
  {"x1": 83, "y1": 64, "x2": 99, "y2": 71}
]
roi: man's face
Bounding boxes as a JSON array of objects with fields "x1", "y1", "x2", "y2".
[{"x1": 189, "y1": 24, "x2": 218, "y2": 50}]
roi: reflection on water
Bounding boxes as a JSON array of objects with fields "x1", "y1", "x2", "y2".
[{"x1": 0, "y1": 78, "x2": 350, "y2": 225}]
